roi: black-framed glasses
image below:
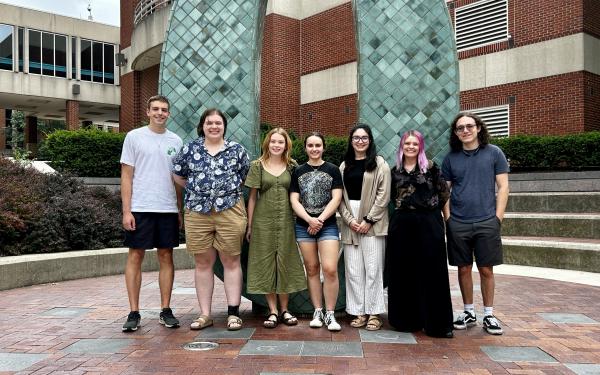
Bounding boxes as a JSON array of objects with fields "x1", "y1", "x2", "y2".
[
  {"x1": 455, "y1": 124, "x2": 477, "y2": 133},
  {"x1": 352, "y1": 136, "x2": 370, "y2": 143}
]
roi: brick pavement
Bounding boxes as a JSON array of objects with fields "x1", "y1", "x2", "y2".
[{"x1": 0, "y1": 269, "x2": 599, "y2": 374}]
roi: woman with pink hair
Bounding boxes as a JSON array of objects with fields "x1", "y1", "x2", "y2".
[{"x1": 385, "y1": 130, "x2": 454, "y2": 338}]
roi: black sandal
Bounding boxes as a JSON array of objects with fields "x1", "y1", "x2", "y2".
[
  {"x1": 263, "y1": 313, "x2": 279, "y2": 328},
  {"x1": 280, "y1": 311, "x2": 298, "y2": 326}
]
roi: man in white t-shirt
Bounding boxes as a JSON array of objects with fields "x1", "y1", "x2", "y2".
[{"x1": 120, "y1": 95, "x2": 183, "y2": 332}]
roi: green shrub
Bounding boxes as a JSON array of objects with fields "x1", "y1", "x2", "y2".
[
  {"x1": 0, "y1": 157, "x2": 122, "y2": 256},
  {"x1": 491, "y1": 131, "x2": 600, "y2": 170},
  {"x1": 39, "y1": 129, "x2": 125, "y2": 177}
]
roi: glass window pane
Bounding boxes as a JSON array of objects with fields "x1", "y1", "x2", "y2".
[
  {"x1": 81, "y1": 39, "x2": 91, "y2": 81},
  {"x1": 71, "y1": 37, "x2": 76, "y2": 79},
  {"x1": 42, "y1": 32, "x2": 54, "y2": 76},
  {"x1": 103, "y1": 44, "x2": 114, "y2": 84},
  {"x1": 29, "y1": 30, "x2": 41, "y2": 74},
  {"x1": 0, "y1": 24, "x2": 13, "y2": 71},
  {"x1": 18, "y1": 27, "x2": 23, "y2": 72},
  {"x1": 55, "y1": 35, "x2": 66, "y2": 78},
  {"x1": 92, "y1": 41, "x2": 103, "y2": 82}
]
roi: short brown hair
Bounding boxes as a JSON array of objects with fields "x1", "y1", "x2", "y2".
[{"x1": 146, "y1": 95, "x2": 170, "y2": 110}]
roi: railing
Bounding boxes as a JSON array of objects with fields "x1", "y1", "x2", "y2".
[{"x1": 133, "y1": 0, "x2": 172, "y2": 26}]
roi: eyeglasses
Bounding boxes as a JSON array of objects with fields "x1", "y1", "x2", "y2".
[
  {"x1": 454, "y1": 124, "x2": 477, "y2": 133},
  {"x1": 352, "y1": 136, "x2": 370, "y2": 143}
]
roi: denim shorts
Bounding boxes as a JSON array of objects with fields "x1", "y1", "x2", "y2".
[{"x1": 295, "y1": 220, "x2": 339, "y2": 242}]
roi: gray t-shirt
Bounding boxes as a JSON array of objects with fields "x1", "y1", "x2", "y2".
[
  {"x1": 120, "y1": 126, "x2": 183, "y2": 212},
  {"x1": 441, "y1": 144, "x2": 509, "y2": 223}
]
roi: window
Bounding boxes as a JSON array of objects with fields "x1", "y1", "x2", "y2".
[
  {"x1": 0, "y1": 24, "x2": 13, "y2": 71},
  {"x1": 18, "y1": 27, "x2": 23, "y2": 72},
  {"x1": 470, "y1": 105, "x2": 509, "y2": 137},
  {"x1": 80, "y1": 38, "x2": 116, "y2": 84},
  {"x1": 71, "y1": 37, "x2": 77, "y2": 79},
  {"x1": 55, "y1": 35, "x2": 67, "y2": 78},
  {"x1": 29, "y1": 30, "x2": 41, "y2": 74},
  {"x1": 455, "y1": 0, "x2": 508, "y2": 51},
  {"x1": 42, "y1": 32, "x2": 54, "y2": 75}
]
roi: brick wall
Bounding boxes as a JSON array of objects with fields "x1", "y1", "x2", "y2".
[
  {"x1": 584, "y1": 72, "x2": 600, "y2": 132},
  {"x1": 300, "y1": 2, "x2": 357, "y2": 75},
  {"x1": 65, "y1": 100, "x2": 79, "y2": 130},
  {"x1": 120, "y1": 0, "x2": 137, "y2": 49},
  {"x1": 119, "y1": 71, "x2": 135, "y2": 132},
  {"x1": 260, "y1": 14, "x2": 301, "y2": 135},
  {"x1": 460, "y1": 72, "x2": 587, "y2": 136},
  {"x1": 449, "y1": 0, "x2": 584, "y2": 59},
  {"x1": 300, "y1": 94, "x2": 357, "y2": 137},
  {"x1": 584, "y1": 0, "x2": 600, "y2": 39},
  {"x1": 119, "y1": 65, "x2": 159, "y2": 132}
]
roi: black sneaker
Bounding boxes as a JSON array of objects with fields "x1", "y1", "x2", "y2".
[
  {"x1": 482, "y1": 315, "x2": 503, "y2": 335},
  {"x1": 453, "y1": 311, "x2": 477, "y2": 330},
  {"x1": 122, "y1": 311, "x2": 141, "y2": 332},
  {"x1": 159, "y1": 308, "x2": 180, "y2": 328}
]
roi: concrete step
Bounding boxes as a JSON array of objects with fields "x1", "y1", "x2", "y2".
[
  {"x1": 502, "y1": 212, "x2": 600, "y2": 239},
  {"x1": 509, "y1": 171, "x2": 600, "y2": 192},
  {"x1": 503, "y1": 236, "x2": 600, "y2": 273},
  {"x1": 507, "y1": 192, "x2": 600, "y2": 213}
]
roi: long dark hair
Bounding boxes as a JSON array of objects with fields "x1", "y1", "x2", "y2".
[
  {"x1": 197, "y1": 108, "x2": 228, "y2": 137},
  {"x1": 449, "y1": 112, "x2": 490, "y2": 152},
  {"x1": 344, "y1": 123, "x2": 377, "y2": 172}
]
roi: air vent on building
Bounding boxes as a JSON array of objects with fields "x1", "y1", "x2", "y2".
[
  {"x1": 470, "y1": 105, "x2": 509, "y2": 137},
  {"x1": 455, "y1": 0, "x2": 508, "y2": 51}
]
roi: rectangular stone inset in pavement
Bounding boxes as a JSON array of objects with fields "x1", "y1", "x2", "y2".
[
  {"x1": 538, "y1": 313, "x2": 598, "y2": 324},
  {"x1": 195, "y1": 327, "x2": 255, "y2": 340},
  {"x1": 261, "y1": 373, "x2": 328, "y2": 375},
  {"x1": 63, "y1": 338, "x2": 134, "y2": 354},
  {"x1": 359, "y1": 329, "x2": 417, "y2": 344},
  {"x1": 565, "y1": 363, "x2": 600, "y2": 375},
  {"x1": 139, "y1": 309, "x2": 161, "y2": 319},
  {"x1": 481, "y1": 346, "x2": 558, "y2": 363},
  {"x1": 301, "y1": 341, "x2": 363, "y2": 357},
  {"x1": 0, "y1": 353, "x2": 49, "y2": 372},
  {"x1": 41, "y1": 307, "x2": 91, "y2": 317},
  {"x1": 172, "y1": 287, "x2": 197, "y2": 295},
  {"x1": 240, "y1": 340, "x2": 303, "y2": 356}
]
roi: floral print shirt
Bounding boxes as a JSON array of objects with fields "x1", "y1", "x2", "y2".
[
  {"x1": 172, "y1": 137, "x2": 250, "y2": 213},
  {"x1": 391, "y1": 161, "x2": 450, "y2": 211}
]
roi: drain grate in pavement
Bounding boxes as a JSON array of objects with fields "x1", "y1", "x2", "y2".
[{"x1": 183, "y1": 341, "x2": 219, "y2": 351}]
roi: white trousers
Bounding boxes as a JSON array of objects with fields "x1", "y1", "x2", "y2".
[{"x1": 343, "y1": 200, "x2": 386, "y2": 315}]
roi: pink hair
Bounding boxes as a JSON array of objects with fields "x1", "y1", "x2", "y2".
[{"x1": 396, "y1": 130, "x2": 429, "y2": 174}]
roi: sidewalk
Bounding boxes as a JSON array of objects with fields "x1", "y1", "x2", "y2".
[{"x1": 0, "y1": 268, "x2": 599, "y2": 374}]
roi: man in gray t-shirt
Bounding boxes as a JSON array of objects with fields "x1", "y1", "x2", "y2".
[{"x1": 442, "y1": 112, "x2": 509, "y2": 336}]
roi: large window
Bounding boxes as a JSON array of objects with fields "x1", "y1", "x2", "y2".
[
  {"x1": 455, "y1": 0, "x2": 508, "y2": 51},
  {"x1": 18, "y1": 27, "x2": 23, "y2": 72},
  {"x1": 71, "y1": 37, "x2": 77, "y2": 79},
  {"x1": 80, "y1": 38, "x2": 116, "y2": 84},
  {"x1": 28, "y1": 30, "x2": 41, "y2": 74},
  {"x1": 28, "y1": 29, "x2": 68, "y2": 77},
  {"x1": 0, "y1": 24, "x2": 13, "y2": 71}
]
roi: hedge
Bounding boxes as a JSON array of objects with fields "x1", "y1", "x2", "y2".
[
  {"x1": 491, "y1": 131, "x2": 600, "y2": 171},
  {"x1": 39, "y1": 129, "x2": 125, "y2": 177}
]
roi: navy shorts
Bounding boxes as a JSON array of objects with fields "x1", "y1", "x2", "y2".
[
  {"x1": 446, "y1": 216, "x2": 503, "y2": 267},
  {"x1": 295, "y1": 220, "x2": 339, "y2": 242},
  {"x1": 124, "y1": 212, "x2": 179, "y2": 250}
]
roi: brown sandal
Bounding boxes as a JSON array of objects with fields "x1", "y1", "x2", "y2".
[
  {"x1": 350, "y1": 315, "x2": 368, "y2": 328},
  {"x1": 366, "y1": 315, "x2": 383, "y2": 331}
]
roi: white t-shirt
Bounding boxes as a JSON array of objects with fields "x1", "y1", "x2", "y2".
[{"x1": 120, "y1": 126, "x2": 183, "y2": 212}]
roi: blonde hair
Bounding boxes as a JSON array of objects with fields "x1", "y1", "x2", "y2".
[{"x1": 259, "y1": 127, "x2": 294, "y2": 166}]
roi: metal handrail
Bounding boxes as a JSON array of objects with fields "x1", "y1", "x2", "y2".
[{"x1": 133, "y1": 0, "x2": 172, "y2": 26}]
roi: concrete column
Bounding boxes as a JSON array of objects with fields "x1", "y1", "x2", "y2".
[
  {"x1": 0, "y1": 109, "x2": 6, "y2": 152},
  {"x1": 66, "y1": 100, "x2": 80, "y2": 130},
  {"x1": 24, "y1": 116, "x2": 38, "y2": 154}
]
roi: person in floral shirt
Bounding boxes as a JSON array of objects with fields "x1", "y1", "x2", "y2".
[{"x1": 172, "y1": 108, "x2": 249, "y2": 331}]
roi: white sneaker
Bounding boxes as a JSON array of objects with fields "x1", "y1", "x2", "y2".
[
  {"x1": 325, "y1": 311, "x2": 341, "y2": 332},
  {"x1": 309, "y1": 308, "x2": 324, "y2": 328}
]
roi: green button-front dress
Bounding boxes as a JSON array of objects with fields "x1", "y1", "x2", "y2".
[{"x1": 245, "y1": 160, "x2": 307, "y2": 294}]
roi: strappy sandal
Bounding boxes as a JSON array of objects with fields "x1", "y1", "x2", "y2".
[
  {"x1": 190, "y1": 315, "x2": 213, "y2": 330},
  {"x1": 263, "y1": 313, "x2": 279, "y2": 328},
  {"x1": 350, "y1": 315, "x2": 368, "y2": 328},
  {"x1": 227, "y1": 315, "x2": 243, "y2": 331},
  {"x1": 280, "y1": 311, "x2": 298, "y2": 326},
  {"x1": 366, "y1": 315, "x2": 383, "y2": 331}
]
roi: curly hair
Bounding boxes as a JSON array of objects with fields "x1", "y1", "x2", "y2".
[{"x1": 449, "y1": 112, "x2": 490, "y2": 152}]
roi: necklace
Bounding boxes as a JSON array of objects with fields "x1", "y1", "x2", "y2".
[{"x1": 308, "y1": 161, "x2": 324, "y2": 172}]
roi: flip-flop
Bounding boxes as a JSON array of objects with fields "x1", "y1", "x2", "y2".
[
  {"x1": 280, "y1": 311, "x2": 298, "y2": 326},
  {"x1": 227, "y1": 315, "x2": 243, "y2": 331},
  {"x1": 190, "y1": 315, "x2": 213, "y2": 330}
]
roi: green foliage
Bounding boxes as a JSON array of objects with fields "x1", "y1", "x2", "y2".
[
  {"x1": 0, "y1": 157, "x2": 122, "y2": 256},
  {"x1": 9, "y1": 110, "x2": 25, "y2": 149},
  {"x1": 39, "y1": 129, "x2": 125, "y2": 177},
  {"x1": 491, "y1": 132, "x2": 600, "y2": 170}
]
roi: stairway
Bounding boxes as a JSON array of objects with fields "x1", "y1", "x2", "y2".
[{"x1": 502, "y1": 172, "x2": 600, "y2": 273}]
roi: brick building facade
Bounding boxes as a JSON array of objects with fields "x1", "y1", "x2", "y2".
[{"x1": 120, "y1": 0, "x2": 600, "y2": 137}]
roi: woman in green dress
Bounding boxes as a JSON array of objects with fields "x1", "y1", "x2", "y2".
[{"x1": 245, "y1": 127, "x2": 307, "y2": 328}]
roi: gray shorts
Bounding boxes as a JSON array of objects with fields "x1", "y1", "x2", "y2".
[{"x1": 446, "y1": 216, "x2": 503, "y2": 267}]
